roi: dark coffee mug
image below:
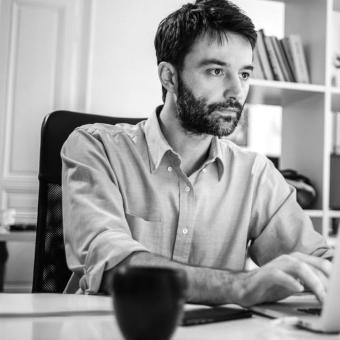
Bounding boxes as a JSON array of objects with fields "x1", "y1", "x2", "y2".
[{"x1": 111, "y1": 266, "x2": 187, "y2": 340}]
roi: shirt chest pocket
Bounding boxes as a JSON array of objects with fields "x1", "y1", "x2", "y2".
[{"x1": 125, "y1": 212, "x2": 163, "y2": 254}]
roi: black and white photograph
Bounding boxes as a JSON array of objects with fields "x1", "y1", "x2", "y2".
[{"x1": 0, "y1": 0, "x2": 340, "y2": 339}]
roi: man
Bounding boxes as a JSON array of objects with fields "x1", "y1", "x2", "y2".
[{"x1": 62, "y1": 0, "x2": 332, "y2": 306}]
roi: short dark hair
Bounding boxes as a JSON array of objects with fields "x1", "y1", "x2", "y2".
[{"x1": 154, "y1": 0, "x2": 257, "y2": 101}]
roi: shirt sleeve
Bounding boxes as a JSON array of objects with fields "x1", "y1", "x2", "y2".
[
  {"x1": 248, "y1": 156, "x2": 333, "y2": 265},
  {"x1": 61, "y1": 126, "x2": 149, "y2": 294}
]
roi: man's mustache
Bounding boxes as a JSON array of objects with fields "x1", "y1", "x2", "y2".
[{"x1": 207, "y1": 99, "x2": 243, "y2": 113}]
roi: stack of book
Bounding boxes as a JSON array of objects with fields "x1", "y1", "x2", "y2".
[{"x1": 253, "y1": 29, "x2": 310, "y2": 83}]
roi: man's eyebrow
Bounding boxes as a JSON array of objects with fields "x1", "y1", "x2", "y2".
[
  {"x1": 198, "y1": 59, "x2": 227, "y2": 67},
  {"x1": 198, "y1": 59, "x2": 254, "y2": 71},
  {"x1": 244, "y1": 65, "x2": 254, "y2": 71}
]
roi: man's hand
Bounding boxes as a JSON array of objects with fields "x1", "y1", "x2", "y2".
[
  {"x1": 100, "y1": 251, "x2": 332, "y2": 307},
  {"x1": 235, "y1": 252, "x2": 332, "y2": 307}
]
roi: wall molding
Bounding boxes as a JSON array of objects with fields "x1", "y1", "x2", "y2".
[
  {"x1": 0, "y1": 0, "x2": 92, "y2": 293},
  {"x1": 0, "y1": 0, "x2": 91, "y2": 223},
  {"x1": 3, "y1": 0, "x2": 65, "y2": 178}
]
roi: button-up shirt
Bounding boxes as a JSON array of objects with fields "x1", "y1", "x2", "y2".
[{"x1": 61, "y1": 108, "x2": 331, "y2": 294}]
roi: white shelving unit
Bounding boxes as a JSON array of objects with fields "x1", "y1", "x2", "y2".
[{"x1": 247, "y1": 0, "x2": 340, "y2": 239}]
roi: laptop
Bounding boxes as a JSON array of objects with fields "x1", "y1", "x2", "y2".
[{"x1": 250, "y1": 231, "x2": 340, "y2": 334}]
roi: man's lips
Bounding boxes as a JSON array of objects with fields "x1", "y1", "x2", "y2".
[{"x1": 213, "y1": 109, "x2": 239, "y2": 120}]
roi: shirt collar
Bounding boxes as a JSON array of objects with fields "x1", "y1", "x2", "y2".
[
  {"x1": 144, "y1": 106, "x2": 225, "y2": 179},
  {"x1": 144, "y1": 106, "x2": 174, "y2": 173},
  {"x1": 206, "y1": 136, "x2": 225, "y2": 181}
]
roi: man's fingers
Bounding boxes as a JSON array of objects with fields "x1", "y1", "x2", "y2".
[
  {"x1": 243, "y1": 269, "x2": 304, "y2": 306},
  {"x1": 287, "y1": 261, "x2": 326, "y2": 303},
  {"x1": 270, "y1": 269, "x2": 304, "y2": 294},
  {"x1": 265, "y1": 253, "x2": 329, "y2": 303},
  {"x1": 258, "y1": 269, "x2": 305, "y2": 304},
  {"x1": 291, "y1": 252, "x2": 332, "y2": 278},
  {"x1": 252, "y1": 253, "x2": 331, "y2": 305}
]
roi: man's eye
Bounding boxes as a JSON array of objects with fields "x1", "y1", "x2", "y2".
[
  {"x1": 208, "y1": 68, "x2": 224, "y2": 76},
  {"x1": 240, "y1": 72, "x2": 251, "y2": 80}
]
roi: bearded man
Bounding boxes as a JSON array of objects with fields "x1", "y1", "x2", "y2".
[{"x1": 61, "y1": 0, "x2": 332, "y2": 305}]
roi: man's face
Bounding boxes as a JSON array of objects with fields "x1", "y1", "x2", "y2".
[{"x1": 175, "y1": 32, "x2": 253, "y2": 137}]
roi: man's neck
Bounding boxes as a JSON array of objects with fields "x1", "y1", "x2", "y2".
[{"x1": 158, "y1": 100, "x2": 213, "y2": 177}]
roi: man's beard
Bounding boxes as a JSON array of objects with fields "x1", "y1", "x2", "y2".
[{"x1": 176, "y1": 76, "x2": 244, "y2": 138}]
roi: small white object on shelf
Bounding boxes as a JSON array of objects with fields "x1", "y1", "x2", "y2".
[
  {"x1": 0, "y1": 209, "x2": 16, "y2": 227},
  {"x1": 332, "y1": 51, "x2": 340, "y2": 87}
]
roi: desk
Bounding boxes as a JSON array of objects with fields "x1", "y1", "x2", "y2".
[{"x1": 0, "y1": 293, "x2": 338, "y2": 340}]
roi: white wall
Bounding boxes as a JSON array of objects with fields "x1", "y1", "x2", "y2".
[
  {"x1": 87, "y1": 0, "x2": 186, "y2": 117},
  {"x1": 0, "y1": 0, "x2": 91, "y2": 292}
]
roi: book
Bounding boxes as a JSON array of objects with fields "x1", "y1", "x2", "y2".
[
  {"x1": 279, "y1": 39, "x2": 296, "y2": 82},
  {"x1": 283, "y1": 35, "x2": 310, "y2": 83},
  {"x1": 252, "y1": 46, "x2": 265, "y2": 79},
  {"x1": 256, "y1": 30, "x2": 274, "y2": 80},
  {"x1": 264, "y1": 35, "x2": 285, "y2": 81},
  {"x1": 333, "y1": 112, "x2": 340, "y2": 154},
  {"x1": 270, "y1": 36, "x2": 293, "y2": 82}
]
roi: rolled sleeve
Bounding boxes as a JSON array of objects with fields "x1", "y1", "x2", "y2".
[
  {"x1": 61, "y1": 127, "x2": 148, "y2": 293},
  {"x1": 248, "y1": 156, "x2": 332, "y2": 265}
]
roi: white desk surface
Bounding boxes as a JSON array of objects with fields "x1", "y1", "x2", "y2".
[{"x1": 0, "y1": 293, "x2": 338, "y2": 340}]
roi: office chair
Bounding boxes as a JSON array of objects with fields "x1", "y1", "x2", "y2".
[{"x1": 32, "y1": 110, "x2": 143, "y2": 293}]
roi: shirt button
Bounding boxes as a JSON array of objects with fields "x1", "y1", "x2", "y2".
[
  {"x1": 182, "y1": 228, "x2": 188, "y2": 235},
  {"x1": 184, "y1": 186, "x2": 190, "y2": 192},
  {"x1": 167, "y1": 166, "x2": 173, "y2": 172}
]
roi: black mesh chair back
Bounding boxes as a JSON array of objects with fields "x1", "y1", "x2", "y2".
[{"x1": 32, "y1": 110, "x2": 143, "y2": 293}]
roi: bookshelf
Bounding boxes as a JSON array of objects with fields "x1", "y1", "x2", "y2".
[{"x1": 246, "y1": 0, "x2": 340, "y2": 240}]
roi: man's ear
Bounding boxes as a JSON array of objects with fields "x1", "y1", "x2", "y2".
[{"x1": 158, "y1": 62, "x2": 178, "y2": 96}]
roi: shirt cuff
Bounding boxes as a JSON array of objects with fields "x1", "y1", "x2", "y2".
[{"x1": 80, "y1": 230, "x2": 149, "y2": 294}]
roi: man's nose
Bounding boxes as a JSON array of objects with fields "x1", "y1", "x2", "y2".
[{"x1": 223, "y1": 74, "x2": 243, "y2": 102}]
